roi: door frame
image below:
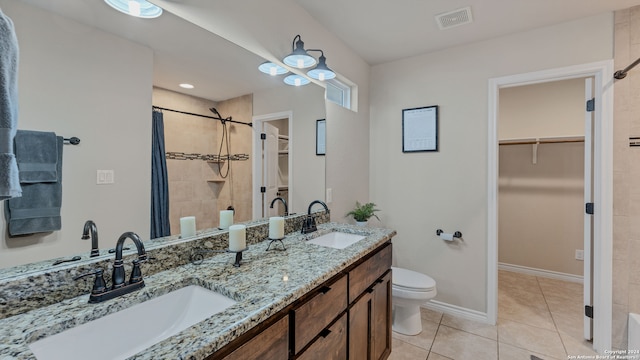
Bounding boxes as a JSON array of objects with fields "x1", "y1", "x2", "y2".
[
  {"x1": 252, "y1": 111, "x2": 293, "y2": 220},
  {"x1": 487, "y1": 60, "x2": 614, "y2": 352}
]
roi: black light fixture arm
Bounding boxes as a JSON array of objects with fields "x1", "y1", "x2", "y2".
[{"x1": 292, "y1": 34, "x2": 302, "y2": 50}]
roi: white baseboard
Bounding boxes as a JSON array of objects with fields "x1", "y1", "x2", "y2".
[
  {"x1": 498, "y1": 262, "x2": 583, "y2": 284},
  {"x1": 421, "y1": 300, "x2": 491, "y2": 325}
]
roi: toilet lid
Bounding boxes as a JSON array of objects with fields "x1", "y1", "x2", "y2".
[{"x1": 391, "y1": 267, "x2": 436, "y2": 290}]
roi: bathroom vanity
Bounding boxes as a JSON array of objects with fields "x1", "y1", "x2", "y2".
[
  {"x1": 211, "y1": 240, "x2": 392, "y2": 360},
  {"x1": 0, "y1": 215, "x2": 395, "y2": 360}
]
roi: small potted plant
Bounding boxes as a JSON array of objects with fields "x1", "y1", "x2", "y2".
[{"x1": 346, "y1": 201, "x2": 381, "y2": 226}]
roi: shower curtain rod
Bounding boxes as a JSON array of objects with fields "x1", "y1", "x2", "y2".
[
  {"x1": 614, "y1": 57, "x2": 640, "y2": 79},
  {"x1": 152, "y1": 106, "x2": 252, "y2": 127}
]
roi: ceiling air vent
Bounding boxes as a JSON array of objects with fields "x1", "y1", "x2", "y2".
[{"x1": 435, "y1": 6, "x2": 473, "y2": 30}]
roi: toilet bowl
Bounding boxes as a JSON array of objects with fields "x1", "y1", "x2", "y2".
[{"x1": 391, "y1": 266, "x2": 437, "y2": 336}]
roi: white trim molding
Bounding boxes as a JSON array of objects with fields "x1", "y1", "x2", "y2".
[
  {"x1": 498, "y1": 263, "x2": 583, "y2": 284},
  {"x1": 422, "y1": 301, "x2": 489, "y2": 324},
  {"x1": 487, "y1": 60, "x2": 614, "y2": 353}
]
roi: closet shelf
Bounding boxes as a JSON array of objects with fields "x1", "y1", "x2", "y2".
[{"x1": 499, "y1": 135, "x2": 584, "y2": 145}]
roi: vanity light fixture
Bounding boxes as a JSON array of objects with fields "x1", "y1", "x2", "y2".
[
  {"x1": 258, "y1": 35, "x2": 336, "y2": 86},
  {"x1": 258, "y1": 61, "x2": 288, "y2": 76},
  {"x1": 284, "y1": 74, "x2": 310, "y2": 87},
  {"x1": 306, "y1": 51, "x2": 336, "y2": 81},
  {"x1": 104, "y1": 0, "x2": 163, "y2": 19},
  {"x1": 283, "y1": 35, "x2": 317, "y2": 69}
]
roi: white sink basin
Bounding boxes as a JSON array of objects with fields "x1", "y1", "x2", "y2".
[
  {"x1": 307, "y1": 232, "x2": 366, "y2": 249},
  {"x1": 29, "y1": 285, "x2": 236, "y2": 360}
]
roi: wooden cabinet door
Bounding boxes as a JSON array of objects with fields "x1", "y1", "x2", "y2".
[
  {"x1": 223, "y1": 315, "x2": 289, "y2": 360},
  {"x1": 371, "y1": 271, "x2": 392, "y2": 360},
  {"x1": 349, "y1": 291, "x2": 372, "y2": 360},
  {"x1": 348, "y1": 270, "x2": 392, "y2": 360},
  {"x1": 297, "y1": 314, "x2": 347, "y2": 360}
]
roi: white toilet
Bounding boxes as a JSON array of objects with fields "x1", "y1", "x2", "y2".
[{"x1": 391, "y1": 266, "x2": 437, "y2": 336}]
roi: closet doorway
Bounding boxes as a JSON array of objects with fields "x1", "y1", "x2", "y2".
[
  {"x1": 487, "y1": 61, "x2": 613, "y2": 353},
  {"x1": 497, "y1": 77, "x2": 592, "y2": 350},
  {"x1": 252, "y1": 111, "x2": 293, "y2": 219}
]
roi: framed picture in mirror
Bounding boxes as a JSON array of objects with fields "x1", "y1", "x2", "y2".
[{"x1": 402, "y1": 105, "x2": 438, "y2": 152}]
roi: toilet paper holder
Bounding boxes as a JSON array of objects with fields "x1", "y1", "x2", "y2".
[{"x1": 436, "y1": 229, "x2": 462, "y2": 238}]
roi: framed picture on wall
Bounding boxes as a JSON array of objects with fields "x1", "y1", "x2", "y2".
[
  {"x1": 316, "y1": 119, "x2": 326, "y2": 156},
  {"x1": 402, "y1": 105, "x2": 438, "y2": 152}
]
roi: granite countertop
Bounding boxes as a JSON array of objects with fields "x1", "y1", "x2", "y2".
[{"x1": 0, "y1": 223, "x2": 396, "y2": 360}]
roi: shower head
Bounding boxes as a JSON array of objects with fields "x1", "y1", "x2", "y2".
[{"x1": 209, "y1": 107, "x2": 222, "y2": 118}]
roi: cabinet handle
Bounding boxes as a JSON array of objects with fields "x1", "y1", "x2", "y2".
[
  {"x1": 320, "y1": 328, "x2": 332, "y2": 338},
  {"x1": 319, "y1": 285, "x2": 331, "y2": 294},
  {"x1": 366, "y1": 285, "x2": 375, "y2": 294},
  {"x1": 376, "y1": 278, "x2": 384, "y2": 284}
]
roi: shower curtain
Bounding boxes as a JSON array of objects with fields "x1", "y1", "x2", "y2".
[{"x1": 151, "y1": 109, "x2": 170, "y2": 238}]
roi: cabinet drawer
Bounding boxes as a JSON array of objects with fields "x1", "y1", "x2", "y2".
[
  {"x1": 348, "y1": 242, "x2": 392, "y2": 303},
  {"x1": 293, "y1": 274, "x2": 348, "y2": 354},
  {"x1": 297, "y1": 313, "x2": 347, "y2": 360},
  {"x1": 223, "y1": 315, "x2": 288, "y2": 360}
]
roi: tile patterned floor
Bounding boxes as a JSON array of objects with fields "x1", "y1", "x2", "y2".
[{"x1": 388, "y1": 270, "x2": 597, "y2": 360}]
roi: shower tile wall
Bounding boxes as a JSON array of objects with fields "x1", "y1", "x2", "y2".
[
  {"x1": 215, "y1": 94, "x2": 253, "y2": 223},
  {"x1": 153, "y1": 87, "x2": 221, "y2": 234},
  {"x1": 613, "y1": 6, "x2": 640, "y2": 350}
]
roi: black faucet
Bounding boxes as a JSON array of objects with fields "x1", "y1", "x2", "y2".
[
  {"x1": 81, "y1": 220, "x2": 100, "y2": 257},
  {"x1": 112, "y1": 232, "x2": 147, "y2": 289},
  {"x1": 74, "y1": 231, "x2": 148, "y2": 303},
  {"x1": 301, "y1": 200, "x2": 329, "y2": 234},
  {"x1": 269, "y1": 197, "x2": 289, "y2": 216}
]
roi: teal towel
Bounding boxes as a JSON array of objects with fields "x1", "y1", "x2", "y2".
[
  {"x1": 15, "y1": 130, "x2": 58, "y2": 183},
  {"x1": 5, "y1": 137, "x2": 63, "y2": 236},
  {"x1": 0, "y1": 9, "x2": 21, "y2": 199}
]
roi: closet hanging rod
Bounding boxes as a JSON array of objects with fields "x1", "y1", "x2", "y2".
[
  {"x1": 614, "y1": 57, "x2": 640, "y2": 80},
  {"x1": 499, "y1": 138, "x2": 584, "y2": 146},
  {"x1": 152, "y1": 106, "x2": 252, "y2": 127}
]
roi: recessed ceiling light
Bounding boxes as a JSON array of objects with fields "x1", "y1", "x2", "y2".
[
  {"x1": 179, "y1": 83, "x2": 194, "y2": 89},
  {"x1": 104, "y1": 0, "x2": 163, "y2": 19}
]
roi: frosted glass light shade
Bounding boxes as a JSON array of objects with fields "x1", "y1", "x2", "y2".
[
  {"x1": 104, "y1": 0, "x2": 163, "y2": 18},
  {"x1": 258, "y1": 61, "x2": 288, "y2": 76},
  {"x1": 284, "y1": 74, "x2": 310, "y2": 86},
  {"x1": 283, "y1": 38, "x2": 316, "y2": 69}
]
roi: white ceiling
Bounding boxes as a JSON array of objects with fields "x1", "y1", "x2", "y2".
[
  {"x1": 17, "y1": 0, "x2": 640, "y2": 103},
  {"x1": 295, "y1": 0, "x2": 640, "y2": 65}
]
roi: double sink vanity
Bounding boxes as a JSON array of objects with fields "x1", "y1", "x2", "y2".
[{"x1": 0, "y1": 212, "x2": 396, "y2": 359}]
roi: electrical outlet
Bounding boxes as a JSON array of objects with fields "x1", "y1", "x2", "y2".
[
  {"x1": 326, "y1": 188, "x2": 332, "y2": 203},
  {"x1": 575, "y1": 249, "x2": 584, "y2": 261}
]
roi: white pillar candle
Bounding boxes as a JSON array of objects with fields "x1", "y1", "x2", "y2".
[
  {"x1": 228, "y1": 224, "x2": 246, "y2": 251},
  {"x1": 180, "y1": 216, "x2": 196, "y2": 238},
  {"x1": 219, "y1": 210, "x2": 234, "y2": 229},
  {"x1": 269, "y1": 216, "x2": 285, "y2": 239}
]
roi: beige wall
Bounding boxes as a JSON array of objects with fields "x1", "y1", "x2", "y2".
[
  {"x1": 499, "y1": 143, "x2": 584, "y2": 276},
  {"x1": 370, "y1": 13, "x2": 613, "y2": 312},
  {"x1": 499, "y1": 79, "x2": 587, "y2": 139},
  {"x1": 612, "y1": 6, "x2": 640, "y2": 350},
  {"x1": 0, "y1": 1, "x2": 153, "y2": 268}
]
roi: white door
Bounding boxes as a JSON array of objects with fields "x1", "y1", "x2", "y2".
[
  {"x1": 583, "y1": 77, "x2": 594, "y2": 341},
  {"x1": 262, "y1": 122, "x2": 279, "y2": 217}
]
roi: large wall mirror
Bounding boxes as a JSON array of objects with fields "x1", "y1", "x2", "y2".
[{"x1": 0, "y1": 0, "x2": 326, "y2": 270}]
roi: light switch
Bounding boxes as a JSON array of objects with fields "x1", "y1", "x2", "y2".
[{"x1": 97, "y1": 170, "x2": 115, "y2": 185}]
